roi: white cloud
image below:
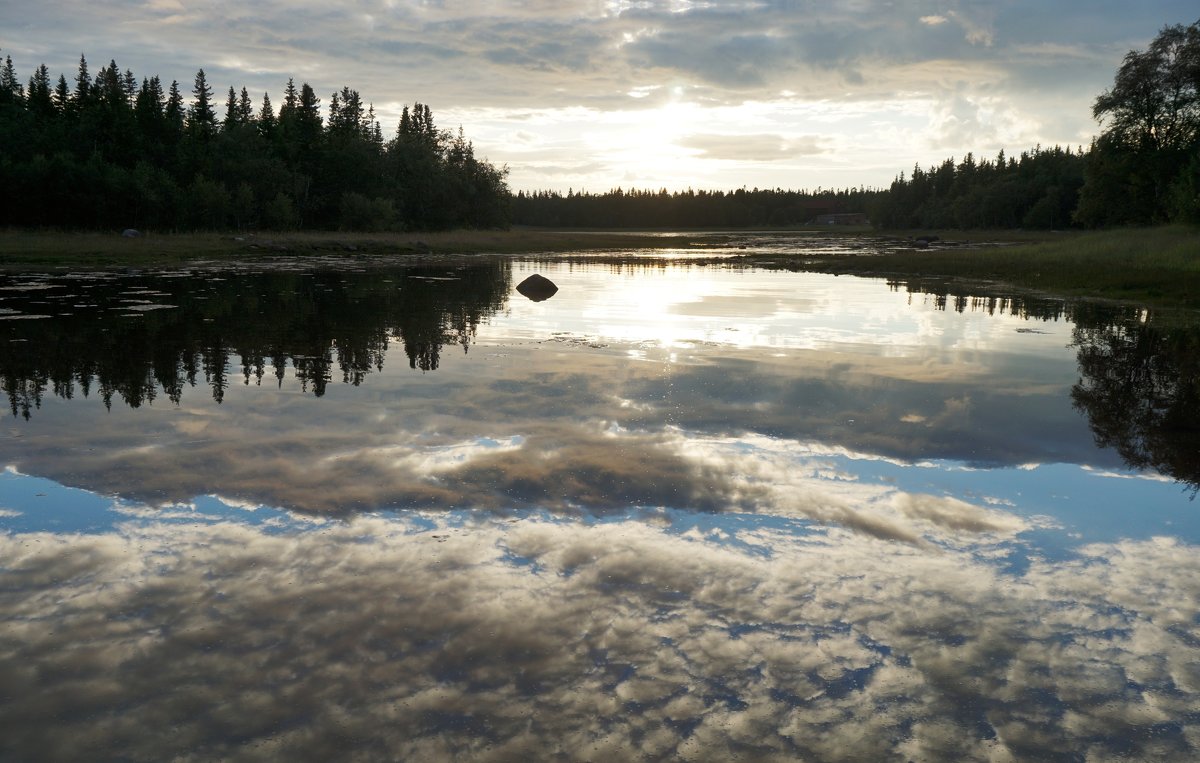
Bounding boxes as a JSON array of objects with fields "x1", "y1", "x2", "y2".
[
  {"x1": 677, "y1": 132, "x2": 828, "y2": 161},
  {"x1": 1, "y1": 511, "x2": 1197, "y2": 759}
]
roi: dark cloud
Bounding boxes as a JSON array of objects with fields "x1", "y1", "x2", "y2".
[{"x1": 3, "y1": 0, "x2": 1187, "y2": 110}]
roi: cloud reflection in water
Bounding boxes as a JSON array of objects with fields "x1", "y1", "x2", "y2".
[{"x1": 1, "y1": 500, "x2": 1197, "y2": 761}]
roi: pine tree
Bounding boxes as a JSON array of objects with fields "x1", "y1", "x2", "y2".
[
  {"x1": 95, "y1": 60, "x2": 126, "y2": 109},
  {"x1": 223, "y1": 85, "x2": 240, "y2": 128},
  {"x1": 296, "y1": 82, "x2": 322, "y2": 147},
  {"x1": 237, "y1": 87, "x2": 253, "y2": 123},
  {"x1": 123, "y1": 68, "x2": 137, "y2": 105},
  {"x1": 53, "y1": 74, "x2": 70, "y2": 112},
  {"x1": 72, "y1": 54, "x2": 91, "y2": 108},
  {"x1": 0, "y1": 55, "x2": 24, "y2": 104},
  {"x1": 26, "y1": 64, "x2": 54, "y2": 116},
  {"x1": 257, "y1": 91, "x2": 276, "y2": 139},
  {"x1": 281, "y1": 78, "x2": 298, "y2": 118},
  {"x1": 135, "y1": 77, "x2": 164, "y2": 122},
  {"x1": 188, "y1": 68, "x2": 216, "y2": 139},
  {"x1": 165, "y1": 79, "x2": 185, "y2": 132}
]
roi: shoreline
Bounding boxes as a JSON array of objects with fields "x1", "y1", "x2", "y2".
[
  {"x1": 0, "y1": 228, "x2": 728, "y2": 267},
  {"x1": 2, "y1": 226, "x2": 1197, "y2": 310}
]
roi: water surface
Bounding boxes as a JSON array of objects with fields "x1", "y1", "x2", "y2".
[{"x1": 2, "y1": 243, "x2": 1199, "y2": 761}]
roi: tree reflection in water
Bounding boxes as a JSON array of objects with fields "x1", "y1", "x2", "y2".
[
  {"x1": 3, "y1": 263, "x2": 1200, "y2": 493},
  {"x1": 882, "y1": 279, "x2": 1200, "y2": 493},
  {"x1": 1071, "y1": 311, "x2": 1200, "y2": 495},
  {"x1": 0, "y1": 259, "x2": 511, "y2": 416}
]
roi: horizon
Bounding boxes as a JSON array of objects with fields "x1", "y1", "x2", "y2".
[{"x1": 1, "y1": 2, "x2": 1195, "y2": 194}]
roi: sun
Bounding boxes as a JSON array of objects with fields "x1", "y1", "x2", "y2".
[{"x1": 583, "y1": 99, "x2": 711, "y2": 187}]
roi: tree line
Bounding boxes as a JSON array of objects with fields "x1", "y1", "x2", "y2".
[
  {"x1": 0, "y1": 54, "x2": 510, "y2": 231},
  {"x1": 512, "y1": 186, "x2": 883, "y2": 228},
  {"x1": 871, "y1": 145, "x2": 1086, "y2": 229},
  {"x1": 0, "y1": 18, "x2": 1196, "y2": 233}
]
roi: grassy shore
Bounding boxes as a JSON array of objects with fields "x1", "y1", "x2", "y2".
[
  {"x1": 784, "y1": 226, "x2": 1200, "y2": 308},
  {"x1": 0, "y1": 228, "x2": 715, "y2": 268},
  {"x1": 2, "y1": 225, "x2": 1197, "y2": 308}
]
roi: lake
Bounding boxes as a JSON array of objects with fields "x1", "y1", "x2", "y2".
[{"x1": 2, "y1": 235, "x2": 1199, "y2": 761}]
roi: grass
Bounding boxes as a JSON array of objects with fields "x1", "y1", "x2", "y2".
[
  {"x1": 2, "y1": 225, "x2": 1198, "y2": 308},
  {"x1": 783, "y1": 226, "x2": 1200, "y2": 308},
  {"x1": 0, "y1": 228, "x2": 715, "y2": 268}
]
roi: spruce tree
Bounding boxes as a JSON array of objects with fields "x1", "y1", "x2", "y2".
[
  {"x1": 27, "y1": 64, "x2": 53, "y2": 116},
  {"x1": 257, "y1": 91, "x2": 276, "y2": 139},
  {"x1": 237, "y1": 87, "x2": 253, "y2": 123},
  {"x1": 188, "y1": 68, "x2": 216, "y2": 139},
  {"x1": 72, "y1": 54, "x2": 91, "y2": 108},
  {"x1": 0, "y1": 55, "x2": 24, "y2": 104},
  {"x1": 165, "y1": 79, "x2": 185, "y2": 133},
  {"x1": 223, "y1": 85, "x2": 239, "y2": 128},
  {"x1": 53, "y1": 74, "x2": 70, "y2": 112}
]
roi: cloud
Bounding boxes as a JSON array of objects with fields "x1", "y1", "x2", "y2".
[
  {"x1": 1, "y1": 510, "x2": 1197, "y2": 760},
  {"x1": 0, "y1": 335, "x2": 1110, "y2": 535},
  {"x1": 677, "y1": 133, "x2": 828, "y2": 161},
  {"x1": 2, "y1": 0, "x2": 1182, "y2": 190},
  {"x1": 947, "y1": 8, "x2": 996, "y2": 47}
]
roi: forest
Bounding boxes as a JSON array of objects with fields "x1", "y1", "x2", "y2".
[
  {"x1": 0, "y1": 18, "x2": 1196, "y2": 232},
  {"x1": 511, "y1": 186, "x2": 883, "y2": 229},
  {"x1": 0, "y1": 56, "x2": 510, "y2": 231}
]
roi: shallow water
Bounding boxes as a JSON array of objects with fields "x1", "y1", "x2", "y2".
[{"x1": 2, "y1": 244, "x2": 1199, "y2": 761}]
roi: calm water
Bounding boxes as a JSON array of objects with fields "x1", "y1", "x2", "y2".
[{"x1": 2, "y1": 238, "x2": 1199, "y2": 761}]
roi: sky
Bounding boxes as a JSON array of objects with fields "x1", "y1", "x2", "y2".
[{"x1": 1, "y1": 1, "x2": 1197, "y2": 192}]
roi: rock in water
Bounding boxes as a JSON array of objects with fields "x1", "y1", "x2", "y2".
[
  {"x1": 121, "y1": 229, "x2": 141, "y2": 238},
  {"x1": 516, "y1": 273, "x2": 559, "y2": 302}
]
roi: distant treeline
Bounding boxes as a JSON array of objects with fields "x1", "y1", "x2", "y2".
[
  {"x1": 0, "y1": 53, "x2": 509, "y2": 231},
  {"x1": 511, "y1": 187, "x2": 883, "y2": 228},
  {"x1": 514, "y1": 19, "x2": 1200, "y2": 232},
  {"x1": 510, "y1": 149, "x2": 1086, "y2": 230}
]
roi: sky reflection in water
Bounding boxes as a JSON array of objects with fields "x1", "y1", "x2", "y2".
[{"x1": 1, "y1": 254, "x2": 1199, "y2": 761}]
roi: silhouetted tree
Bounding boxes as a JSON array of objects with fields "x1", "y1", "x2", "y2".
[
  {"x1": 1077, "y1": 18, "x2": 1200, "y2": 225},
  {"x1": 0, "y1": 51, "x2": 505, "y2": 231},
  {"x1": 188, "y1": 68, "x2": 217, "y2": 140}
]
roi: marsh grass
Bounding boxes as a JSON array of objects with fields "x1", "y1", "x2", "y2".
[
  {"x1": 0, "y1": 228, "x2": 716, "y2": 268},
  {"x1": 2, "y1": 225, "x2": 1198, "y2": 307},
  {"x1": 795, "y1": 226, "x2": 1200, "y2": 308}
]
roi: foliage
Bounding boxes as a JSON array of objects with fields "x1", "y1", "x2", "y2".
[
  {"x1": 873, "y1": 147, "x2": 1086, "y2": 230},
  {"x1": 1077, "y1": 18, "x2": 1200, "y2": 226},
  {"x1": 0, "y1": 51, "x2": 509, "y2": 231},
  {"x1": 511, "y1": 186, "x2": 882, "y2": 228}
]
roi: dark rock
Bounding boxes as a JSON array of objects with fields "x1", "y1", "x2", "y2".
[
  {"x1": 516, "y1": 273, "x2": 559, "y2": 302},
  {"x1": 121, "y1": 229, "x2": 141, "y2": 238}
]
